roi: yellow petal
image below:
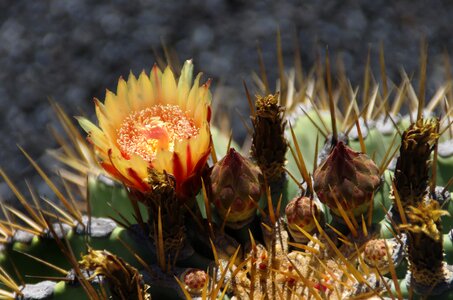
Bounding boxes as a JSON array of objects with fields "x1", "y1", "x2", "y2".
[
  {"x1": 104, "y1": 89, "x2": 127, "y2": 124},
  {"x1": 162, "y1": 66, "x2": 178, "y2": 105},
  {"x1": 152, "y1": 150, "x2": 174, "y2": 174},
  {"x1": 94, "y1": 98, "x2": 117, "y2": 141},
  {"x1": 184, "y1": 73, "x2": 202, "y2": 113},
  {"x1": 150, "y1": 65, "x2": 163, "y2": 103},
  {"x1": 127, "y1": 72, "x2": 140, "y2": 111},
  {"x1": 192, "y1": 83, "x2": 212, "y2": 127},
  {"x1": 179, "y1": 60, "x2": 194, "y2": 88},
  {"x1": 137, "y1": 71, "x2": 154, "y2": 109},
  {"x1": 77, "y1": 117, "x2": 109, "y2": 150},
  {"x1": 116, "y1": 77, "x2": 130, "y2": 110}
]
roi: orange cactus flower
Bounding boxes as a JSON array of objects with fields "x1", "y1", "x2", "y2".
[{"x1": 78, "y1": 60, "x2": 212, "y2": 199}]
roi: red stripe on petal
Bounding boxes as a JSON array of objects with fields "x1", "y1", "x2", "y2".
[
  {"x1": 177, "y1": 149, "x2": 211, "y2": 199},
  {"x1": 127, "y1": 168, "x2": 151, "y2": 192},
  {"x1": 207, "y1": 106, "x2": 211, "y2": 123},
  {"x1": 193, "y1": 149, "x2": 210, "y2": 175},
  {"x1": 107, "y1": 149, "x2": 141, "y2": 190},
  {"x1": 152, "y1": 64, "x2": 161, "y2": 103},
  {"x1": 100, "y1": 162, "x2": 122, "y2": 179},
  {"x1": 172, "y1": 152, "x2": 184, "y2": 182},
  {"x1": 120, "y1": 149, "x2": 130, "y2": 160},
  {"x1": 186, "y1": 143, "x2": 193, "y2": 174}
]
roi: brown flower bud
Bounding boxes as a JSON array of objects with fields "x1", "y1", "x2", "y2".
[
  {"x1": 211, "y1": 148, "x2": 262, "y2": 228},
  {"x1": 313, "y1": 141, "x2": 380, "y2": 218}
]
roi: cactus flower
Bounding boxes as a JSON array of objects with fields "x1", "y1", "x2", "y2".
[
  {"x1": 211, "y1": 148, "x2": 262, "y2": 227},
  {"x1": 313, "y1": 141, "x2": 380, "y2": 218},
  {"x1": 78, "y1": 60, "x2": 212, "y2": 199},
  {"x1": 285, "y1": 196, "x2": 323, "y2": 242}
]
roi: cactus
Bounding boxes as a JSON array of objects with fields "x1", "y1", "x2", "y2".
[{"x1": 0, "y1": 43, "x2": 452, "y2": 300}]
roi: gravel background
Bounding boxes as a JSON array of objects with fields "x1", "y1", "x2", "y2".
[{"x1": 1, "y1": 0, "x2": 453, "y2": 203}]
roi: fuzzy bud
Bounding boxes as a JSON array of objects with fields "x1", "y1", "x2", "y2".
[
  {"x1": 181, "y1": 268, "x2": 208, "y2": 295},
  {"x1": 285, "y1": 196, "x2": 323, "y2": 243}
]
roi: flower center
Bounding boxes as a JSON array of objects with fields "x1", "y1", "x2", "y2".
[{"x1": 117, "y1": 104, "x2": 199, "y2": 161}]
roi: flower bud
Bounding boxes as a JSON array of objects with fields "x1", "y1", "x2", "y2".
[
  {"x1": 362, "y1": 239, "x2": 390, "y2": 274},
  {"x1": 180, "y1": 268, "x2": 208, "y2": 296},
  {"x1": 313, "y1": 141, "x2": 380, "y2": 218},
  {"x1": 285, "y1": 196, "x2": 323, "y2": 243},
  {"x1": 211, "y1": 148, "x2": 262, "y2": 228}
]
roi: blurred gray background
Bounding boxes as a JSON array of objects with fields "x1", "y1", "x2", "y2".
[{"x1": 1, "y1": 0, "x2": 452, "y2": 202}]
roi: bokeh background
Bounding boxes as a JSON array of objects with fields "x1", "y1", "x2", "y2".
[{"x1": 1, "y1": 0, "x2": 453, "y2": 202}]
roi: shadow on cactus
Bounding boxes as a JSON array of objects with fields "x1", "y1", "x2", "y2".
[{"x1": 0, "y1": 41, "x2": 453, "y2": 300}]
